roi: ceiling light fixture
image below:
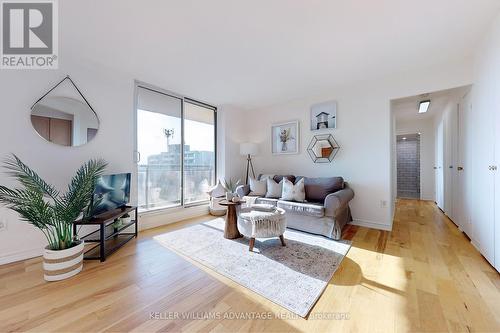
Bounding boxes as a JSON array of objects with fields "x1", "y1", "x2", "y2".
[
  {"x1": 419, "y1": 100, "x2": 430, "y2": 113},
  {"x1": 402, "y1": 137, "x2": 407, "y2": 140}
]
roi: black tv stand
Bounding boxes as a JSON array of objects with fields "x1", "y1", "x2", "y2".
[{"x1": 74, "y1": 206, "x2": 138, "y2": 262}]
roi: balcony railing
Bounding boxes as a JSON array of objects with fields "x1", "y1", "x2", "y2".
[{"x1": 138, "y1": 164, "x2": 215, "y2": 210}]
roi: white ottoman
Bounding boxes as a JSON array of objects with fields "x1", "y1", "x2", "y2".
[{"x1": 237, "y1": 207, "x2": 287, "y2": 251}]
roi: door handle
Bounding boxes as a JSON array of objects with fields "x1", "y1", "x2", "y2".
[
  {"x1": 449, "y1": 166, "x2": 454, "y2": 169},
  {"x1": 457, "y1": 167, "x2": 463, "y2": 171}
]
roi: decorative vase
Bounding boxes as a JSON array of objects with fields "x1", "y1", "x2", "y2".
[
  {"x1": 281, "y1": 141, "x2": 288, "y2": 151},
  {"x1": 232, "y1": 195, "x2": 240, "y2": 203},
  {"x1": 43, "y1": 240, "x2": 84, "y2": 282},
  {"x1": 226, "y1": 192, "x2": 234, "y2": 201},
  {"x1": 120, "y1": 215, "x2": 132, "y2": 225}
]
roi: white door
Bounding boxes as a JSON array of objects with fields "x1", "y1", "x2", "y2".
[
  {"x1": 495, "y1": 110, "x2": 500, "y2": 271},
  {"x1": 443, "y1": 106, "x2": 459, "y2": 221},
  {"x1": 443, "y1": 110, "x2": 452, "y2": 216},
  {"x1": 472, "y1": 83, "x2": 495, "y2": 266},
  {"x1": 436, "y1": 121, "x2": 444, "y2": 210},
  {"x1": 456, "y1": 91, "x2": 472, "y2": 236},
  {"x1": 494, "y1": 62, "x2": 500, "y2": 272}
]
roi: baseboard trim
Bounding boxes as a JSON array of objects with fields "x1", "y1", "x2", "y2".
[
  {"x1": 350, "y1": 219, "x2": 392, "y2": 231},
  {"x1": 471, "y1": 239, "x2": 481, "y2": 252},
  {"x1": 139, "y1": 205, "x2": 210, "y2": 231},
  {"x1": 0, "y1": 248, "x2": 43, "y2": 265}
]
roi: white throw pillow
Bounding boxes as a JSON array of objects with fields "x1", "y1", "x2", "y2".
[
  {"x1": 249, "y1": 177, "x2": 267, "y2": 196},
  {"x1": 265, "y1": 178, "x2": 282, "y2": 198},
  {"x1": 281, "y1": 178, "x2": 306, "y2": 202}
]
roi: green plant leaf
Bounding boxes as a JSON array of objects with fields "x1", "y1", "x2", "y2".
[
  {"x1": 0, "y1": 156, "x2": 107, "y2": 250},
  {"x1": 58, "y1": 159, "x2": 107, "y2": 223},
  {"x1": 222, "y1": 177, "x2": 241, "y2": 192},
  {"x1": 3, "y1": 154, "x2": 60, "y2": 201}
]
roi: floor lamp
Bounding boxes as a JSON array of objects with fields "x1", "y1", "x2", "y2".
[{"x1": 240, "y1": 143, "x2": 259, "y2": 184}]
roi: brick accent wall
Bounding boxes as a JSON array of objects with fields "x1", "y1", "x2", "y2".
[{"x1": 397, "y1": 134, "x2": 420, "y2": 199}]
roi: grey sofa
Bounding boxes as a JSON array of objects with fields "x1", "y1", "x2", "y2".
[{"x1": 236, "y1": 175, "x2": 354, "y2": 240}]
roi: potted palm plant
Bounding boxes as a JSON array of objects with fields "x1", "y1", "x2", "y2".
[{"x1": 0, "y1": 155, "x2": 106, "y2": 281}]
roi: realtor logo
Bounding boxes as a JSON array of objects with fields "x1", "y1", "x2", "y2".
[{"x1": 1, "y1": 0, "x2": 58, "y2": 69}]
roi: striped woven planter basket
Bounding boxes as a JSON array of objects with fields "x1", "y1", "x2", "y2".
[{"x1": 43, "y1": 241, "x2": 84, "y2": 282}]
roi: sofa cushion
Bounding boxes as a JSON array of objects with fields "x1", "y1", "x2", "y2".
[
  {"x1": 258, "y1": 174, "x2": 275, "y2": 181},
  {"x1": 265, "y1": 178, "x2": 282, "y2": 198},
  {"x1": 273, "y1": 175, "x2": 296, "y2": 184},
  {"x1": 281, "y1": 178, "x2": 306, "y2": 202},
  {"x1": 249, "y1": 177, "x2": 266, "y2": 196},
  {"x1": 277, "y1": 200, "x2": 325, "y2": 218},
  {"x1": 294, "y1": 176, "x2": 304, "y2": 184},
  {"x1": 255, "y1": 197, "x2": 279, "y2": 206},
  {"x1": 304, "y1": 177, "x2": 344, "y2": 202}
]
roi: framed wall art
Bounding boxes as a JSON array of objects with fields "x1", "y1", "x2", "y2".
[
  {"x1": 310, "y1": 101, "x2": 337, "y2": 130},
  {"x1": 271, "y1": 120, "x2": 299, "y2": 155}
]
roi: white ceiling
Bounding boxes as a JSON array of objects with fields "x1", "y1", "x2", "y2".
[
  {"x1": 60, "y1": 0, "x2": 500, "y2": 108},
  {"x1": 392, "y1": 86, "x2": 470, "y2": 122}
]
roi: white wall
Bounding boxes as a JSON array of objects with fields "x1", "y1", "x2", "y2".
[
  {"x1": 395, "y1": 118, "x2": 435, "y2": 201},
  {"x1": 238, "y1": 58, "x2": 473, "y2": 231},
  {"x1": 217, "y1": 105, "x2": 247, "y2": 183}
]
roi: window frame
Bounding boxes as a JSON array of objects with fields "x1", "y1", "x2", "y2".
[{"x1": 134, "y1": 80, "x2": 217, "y2": 213}]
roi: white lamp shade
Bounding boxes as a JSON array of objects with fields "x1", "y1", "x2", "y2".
[{"x1": 240, "y1": 143, "x2": 259, "y2": 156}]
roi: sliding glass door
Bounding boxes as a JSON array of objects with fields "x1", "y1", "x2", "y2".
[
  {"x1": 183, "y1": 100, "x2": 216, "y2": 205},
  {"x1": 137, "y1": 86, "x2": 183, "y2": 210},
  {"x1": 136, "y1": 84, "x2": 216, "y2": 212}
]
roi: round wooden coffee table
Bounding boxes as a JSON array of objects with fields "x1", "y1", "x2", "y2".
[{"x1": 219, "y1": 200, "x2": 244, "y2": 239}]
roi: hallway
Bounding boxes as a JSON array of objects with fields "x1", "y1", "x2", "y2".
[
  {"x1": 396, "y1": 134, "x2": 421, "y2": 199},
  {"x1": 390, "y1": 199, "x2": 500, "y2": 332}
]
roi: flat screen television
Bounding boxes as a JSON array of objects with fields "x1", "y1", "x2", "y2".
[{"x1": 90, "y1": 173, "x2": 131, "y2": 216}]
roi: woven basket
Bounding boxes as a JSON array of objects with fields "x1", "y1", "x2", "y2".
[{"x1": 43, "y1": 241, "x2": 84, "y2": 282}]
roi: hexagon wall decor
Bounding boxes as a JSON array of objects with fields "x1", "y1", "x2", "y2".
[{"x1": 307, "y1": 134, "x2": 340, "y2": 163}]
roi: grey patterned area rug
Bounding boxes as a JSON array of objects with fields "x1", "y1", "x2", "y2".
[{"x1": 154, "y1": 218, "x2": 351, "y2": 317}]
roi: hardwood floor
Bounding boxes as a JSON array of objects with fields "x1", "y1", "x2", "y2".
[{"x1": 0, "y1": 199, "x2": 499, "y2": 332}]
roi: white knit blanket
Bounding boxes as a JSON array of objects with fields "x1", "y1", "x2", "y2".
[{"x1": 239, "y1": 209, "x2": 285, "y2": 237}]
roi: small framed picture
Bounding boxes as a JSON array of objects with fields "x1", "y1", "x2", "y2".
[
  {"x1": 271, "y1": 120, "x2": 299, "y2": 155},
  {"x1": 310, "y1": 101, "x2": 337, "y2": 130}
]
